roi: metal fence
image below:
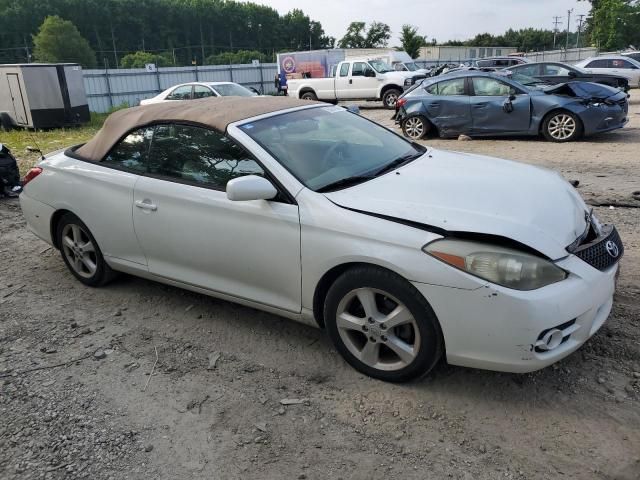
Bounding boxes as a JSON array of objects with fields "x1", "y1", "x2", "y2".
[
  {"x1": 83, "y1": 63, "x2": 279, "y2": 113},
  {"x1": 523, "y1": 47, "x2": 598, "y2": 64}
]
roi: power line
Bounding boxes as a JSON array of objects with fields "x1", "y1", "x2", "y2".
[{"x1": 553, "y1": 16, "x2": 562, "y2": 48}]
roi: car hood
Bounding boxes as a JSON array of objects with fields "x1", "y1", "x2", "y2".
[
  {"x1": 542, "y1": 81, "x2": 625, "y2": 100},
  {"x1": 324, "y1": 149, "x2": 590, "y2": 260}
]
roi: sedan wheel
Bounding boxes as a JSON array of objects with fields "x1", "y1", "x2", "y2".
[
  {"x1": 336, "y1": 288, "x2": 421, "y2": 371},
  {"x1": 543, "y1": 111, "x2": 582, "y2": 142},
  {"x1": 325, "y1": 266, "x2": 443, "y2": 382},
  {"x1": 402, "y1": 116, "x2": 429, "y2": 140},
  {"x1": 61, "y1": 224, "x2": 97, "y2": 279},
  {"x1": 56, "y1": 213, "x2": 116, "y2": 287}
]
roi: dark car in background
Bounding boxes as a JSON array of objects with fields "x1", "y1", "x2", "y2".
[
  {"x1": 474, "y1": 56, "x2": 530, "y2": 68},
  {"x1": 506, "y1": 62, "x2": 630, "y2": 91},
  {"x1": 395, "y1": 71, "x2": 628, "y2": 142}
]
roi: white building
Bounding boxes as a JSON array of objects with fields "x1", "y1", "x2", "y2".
[{"x1": 418, "y1": 46, "x2": 518, "y2": 62}]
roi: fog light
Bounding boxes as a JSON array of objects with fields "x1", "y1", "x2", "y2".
[{"x1": 538, "y1": 328, "x2": 564, "y2": 351}]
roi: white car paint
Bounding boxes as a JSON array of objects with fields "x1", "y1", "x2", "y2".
[
  {"x1": 575, "y1": 55, "x2": 640, "y2": 88},
  {"x1": 20, "y1": 103, "x2": 619, "y2": 375},
  {"x1": 140, "y1": 81, "x2": 258, "y2": 105}
]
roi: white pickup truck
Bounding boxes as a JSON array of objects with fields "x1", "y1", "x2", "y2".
[{"x1": 287, "y1": 59, "x2": 422, "y2": 109}]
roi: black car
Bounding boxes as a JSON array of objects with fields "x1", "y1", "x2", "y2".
[{"x1": 505, "y1": 62, "x2": 629, "y2": 91}]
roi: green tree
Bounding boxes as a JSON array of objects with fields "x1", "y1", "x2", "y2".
[
  {"x1": 120, "y1": 51, "x2": 173, "y2": 68},
  {"x1": 588, "y1": 0, "x2": 637, "y2": 50},
  {"x1": 205, "y1": 49, "x2": 271, "y2": 65},
  {"x1": 400, "y1": 25, "x2": 427, "y2": 58},
  {"x1": 338, "y1": 21, "x2": 391, "y2": 48},
  {"x1": 32, "y1": 15, "x2": 96, "y2": 67}
]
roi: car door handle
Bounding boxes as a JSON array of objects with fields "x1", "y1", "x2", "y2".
[
  {"x1": 349, "y1": 79, "x2": 353, "y2": 84},
  {"x1": 135, "y1": 199, "x2": 157, "y2": 211}
]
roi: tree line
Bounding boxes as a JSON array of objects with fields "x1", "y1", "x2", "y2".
[
  {"x1": 0, "y1": 0, "x2": 335, "y2": 67},
  {"x1": 1, "y1": 0, "x2": 638, "y2": 68}
]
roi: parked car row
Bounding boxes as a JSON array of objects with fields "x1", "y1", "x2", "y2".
[
  {"x1": 395, "y1": 70, "x2": 628, "y2": 142},
  {"x1": 140, "y1": 81, "x2": 260, "y2": 105}
]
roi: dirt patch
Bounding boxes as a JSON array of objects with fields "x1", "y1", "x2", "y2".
[{"x1": 1, "y1": 92, "x2": 639, "y2": 479}]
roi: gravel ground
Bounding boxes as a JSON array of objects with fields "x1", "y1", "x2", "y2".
[{"x1": 1, "y1": 91, "x2": 639, "y2": 480}]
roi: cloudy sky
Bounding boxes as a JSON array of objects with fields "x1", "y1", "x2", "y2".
[{"x1": 255, "y1": 0, "x2": 590, "y2": 44}]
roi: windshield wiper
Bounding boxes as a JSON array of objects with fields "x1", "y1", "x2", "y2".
[
  {"x1": 372, "y1": 151, "x2": 424, "y2": 177},
  {"x1": 316, "y1": 175, "x2": 375, "y2": 193}
]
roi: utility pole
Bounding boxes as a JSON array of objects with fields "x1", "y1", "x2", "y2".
[
  {"x1": 109, "y1": 19, "x2": 118, "y2": 69},
  {"x1": 565, "y1": 9, "x2": 573, "y2": 51},
  {"x1": 576, "y1": 14, "x2": 585, "y2": 48},
  {"x1": 553, "y1": 16, "x2": 562, "y2": 49}
]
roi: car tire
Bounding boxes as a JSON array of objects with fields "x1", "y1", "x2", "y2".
[
  {"x1": 324, "y1": 265, "x2": 443, "y2": 383},
  {"x1": 382, "y1": 89, "x2": 402, "y2": 109},
  {"x1": 300, "y1": 91, "x2": 318, "y2": 101},
  {"x1": 402, "y1": 116, "x2": 430, "y2": 140},
  {"x1": 542, "y1": 110, "x2": 583, "y2": 142},
  {"x1": 56, "y1": 212, "x2": 117, "y2": 287}
]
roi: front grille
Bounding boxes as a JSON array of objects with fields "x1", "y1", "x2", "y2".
[{"x1": 572, "y1": 226, "x2": 623, "y2": 271}]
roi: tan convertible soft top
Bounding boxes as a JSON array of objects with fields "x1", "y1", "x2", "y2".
[{"x1": 75, "y1": 96, "x2": 320, "y2": 162}]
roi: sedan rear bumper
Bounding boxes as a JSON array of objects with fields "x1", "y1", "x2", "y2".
[{"x1": 412, "y1": 255, "x2": 618, "y2": 373}]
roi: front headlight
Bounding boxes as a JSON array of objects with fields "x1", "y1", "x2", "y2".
[{"x1": 423, "y1": 239, "x2": 567, "y2": 291}]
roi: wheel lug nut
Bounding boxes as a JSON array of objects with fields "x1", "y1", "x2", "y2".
[
  {"x1": 381, "y1": 335, "x2": 387, "y2": 342},
  {"x1": 362, "y1": 325, "x2": 368, "y2": 332},
  {"x1": 369, "y1": 336, "x2": 376, "y2": 343},
  {"x1": 380, "y1": 323, "x2": 386, "y2": 330},
  {"x1": 367, "y1": 317, "x2": 374, "y2": 324}
]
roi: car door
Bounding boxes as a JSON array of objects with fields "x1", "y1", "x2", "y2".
[
  {"x1": 132, "y1": 123, "x2": 302, "y2": 313},
  {"x1": 421, "y1": 77, "x2": 471, "y2": 136},
  {"x1": 349, "y1": 62, "x2": 380, "y2": 99},
  {"x1": 334, "y1": 62, "x2": 352, "y2": 99},
  {"x1": 613, "y1": 59, "x2": 640, "y2": 85},
  {"x1": 470, "y1": 76, "x2": 531, "y2": 134},
  {"x1": 90, "y1": 127, "x2": 154, "y2": 267}
]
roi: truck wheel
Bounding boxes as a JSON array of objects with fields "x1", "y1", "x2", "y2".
[
  {"x1": 301, "y1": 91, "x2": 318, "y2": 101},
  {"x1": 382, "y1": 89, "x2": 402, "y2": 109}
]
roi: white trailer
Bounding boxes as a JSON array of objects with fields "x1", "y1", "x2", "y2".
[{"x1": 0, "y1": 63, "x2": 90, "y2": 130}]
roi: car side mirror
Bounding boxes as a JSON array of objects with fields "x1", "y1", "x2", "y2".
[
  {"x1": 226, "y1": 175, "x2": 278, "y2": 201},
  {"x1": 364, "y1": 69, "x2": 376, "y2": 78}
]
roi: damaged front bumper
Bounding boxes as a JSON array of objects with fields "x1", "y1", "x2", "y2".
[{"x1": 412, "y1": 254, "x2": 619, "y2": 373}]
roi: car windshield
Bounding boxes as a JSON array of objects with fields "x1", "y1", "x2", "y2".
[
  {"x1": 239, "y1": 106, "x2": 425, "y2": 192},
  {"x1": 404, "y1": 62, "x2": 419, "y2": 71},
  {"x1": 212, "y1": 83, "x2": 257, "y2": 97},
  {"x1": 369, "y1": 60, "x2": 393, "y2": 73}
]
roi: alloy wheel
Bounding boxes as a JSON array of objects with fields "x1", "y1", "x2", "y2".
[
  {"x1": 61, "y1": 223, "x2": 97, "y2": 279},
  {"x1": 404, "y1": 117, "x2": 425, "y2": 139},
  {"x1": 335, "y1": 288, "x2": 421, "y2": 371},
  {"x1": 547, "y1": 114, "x2": 576, "y2": 140}
]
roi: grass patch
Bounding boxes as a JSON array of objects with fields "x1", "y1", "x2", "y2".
[{"x1": 1, "y1": 109, "x2": 123, "y2": 175}]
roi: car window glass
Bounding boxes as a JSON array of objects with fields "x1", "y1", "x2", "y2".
[
  {"x1": 472, "y1": 77, "x2": 511, "y2": 96},
  {"x1": 586, "y1": 59, "x2": 608, "y2": 68},
  {"x1": 428, "y1": 78, "x2": 466, "y2": 95},
  {"x1": 620, "y1": 60, "x2": 636, "y2": 69},
  {"x1": 543, "y1": 64, "x2": 571, "y2": 76},
  {"x1": 103, "y1": 128, "x2": 153, "y2": 173},
  {"x1": 513, "y1": 64, "x2": 539, "y2": 76},
  {"x1": 339, "y1": 63, "x2": 350, "y2": 77},
  {"x1": 148, "y1": 124, "x2": 264, "y2": 189},
  {"x1": 193, "y1": 85, "x2": 214, "y2": 99},
  {"x1": 352, "y1": 62, "x2": 366, "y2": 77},
  {"x1": 166, "y1": 85, "x2": 193, "y2": 100}
]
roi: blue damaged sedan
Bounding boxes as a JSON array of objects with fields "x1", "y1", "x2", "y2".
[{"x1": 395, "y1": 71, "x2": 629, "y2": 142}]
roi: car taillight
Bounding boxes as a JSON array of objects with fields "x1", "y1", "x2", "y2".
[
  {"x1": 396, "y1": 98, "x2": 407, "y2": 110},
  {"x1": 23, "y1": 167, "x2": 43, "y2": 186}
]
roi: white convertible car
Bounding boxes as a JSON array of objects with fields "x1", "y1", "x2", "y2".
[
  {"x1": 20, "y1": 97, "x2": 623, "y2": 382},
  {"x1": 140, "y1": 81, "x2": 259, "y2": 105}
]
